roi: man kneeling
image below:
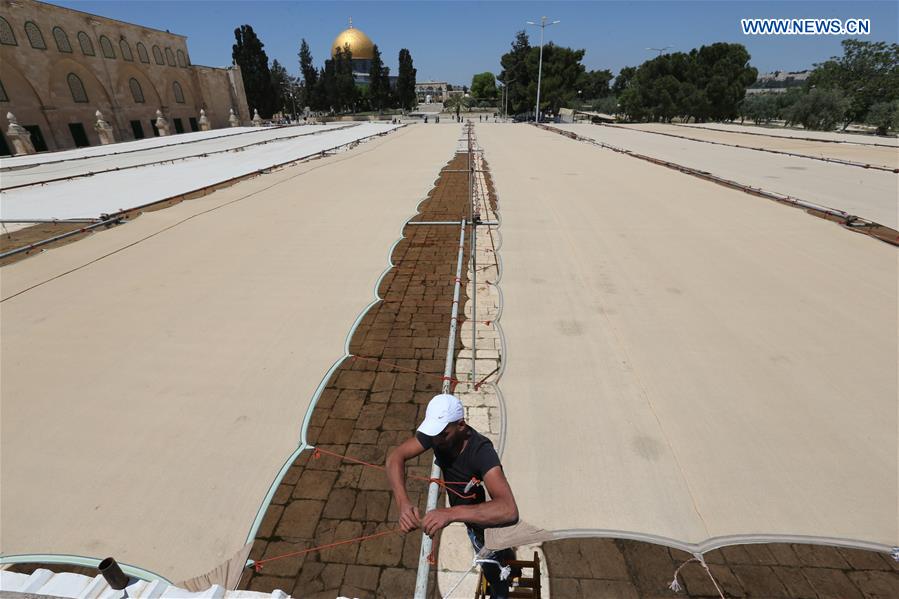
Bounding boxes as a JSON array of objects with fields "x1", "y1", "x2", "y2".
[{"x1": 386, "y1": 393, "x2": 519, "y2": 598}]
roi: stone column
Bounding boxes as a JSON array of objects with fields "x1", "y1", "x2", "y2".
[
  {"x1": 5, "y1": 112, "x2": 36, "y2": 155},
  {"x1": 198, "y1": 109, "x2": 211, "y2": 131},
  {"x1": 155, "y1": 109, "x2": 171, "y2": 136},
  {"x1": 252, "y1": 108, "x2": 263, "y2": 127},
  {"x1": 228, "y1": 108, "x2": 240, "y2": 127},
  {"x1": 94, "y1": 110, "x2": 116, "y2": 145}
]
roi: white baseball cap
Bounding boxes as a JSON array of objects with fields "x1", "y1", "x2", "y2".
[{"x1": 417, "y1": 394, "x2": 465, "y2": 436}]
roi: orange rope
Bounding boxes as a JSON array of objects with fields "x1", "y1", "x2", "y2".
[
  {"x1": 350, "y1": 355, "x2": 461, "y2": 389},
  {"x1": 252, "y1": 529, "x2": 400, "y2": 572},
  {"x1": 311, "y1": 446, "x2": 479, "y2": 499}
]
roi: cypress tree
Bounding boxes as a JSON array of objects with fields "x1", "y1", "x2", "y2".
[
  {"x1": 298, "y1": 39, "x2": 318, "y2": 110},
  {"x1": 368, "y1": 44, "x2": 390, "y2": 112},
  {"x1": 232, "y1": 25, "x2": 274, "y2": 118},
  {"x1": 269, "y1": 59, "x2": 290, "y2": 115},
  {"x1": 337, "y1": 44, "x2": 358, "y2": 112},
  {"x1": 396, "y1": 48, "x2": 417, "y2": 111}
]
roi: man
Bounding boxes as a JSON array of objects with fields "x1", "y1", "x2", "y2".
[{"x1": 386, "y1": 393, "x2": 518, "y2": 597}]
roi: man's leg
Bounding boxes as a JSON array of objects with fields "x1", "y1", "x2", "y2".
[{"x1": 466, "y1": 528, "x2": 511, "y2": 599}]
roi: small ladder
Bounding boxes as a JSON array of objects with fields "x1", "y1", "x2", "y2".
[{"x1": 474, "y1": 551, "x2": 541, "y2": 599}]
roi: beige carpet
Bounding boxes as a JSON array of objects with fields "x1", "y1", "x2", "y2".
[
  {"x1": 478, "y1": 123, "x2": 896, "y2": 552},
  {"x1": 1, "y1": 124, "x2": 460, "y2": 581}
]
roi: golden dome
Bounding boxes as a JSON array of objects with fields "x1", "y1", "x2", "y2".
[{"x1": 331, "y1": 21, "x2": 374, "y2": 60}]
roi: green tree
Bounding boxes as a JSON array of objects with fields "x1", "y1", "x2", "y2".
[
  {"x1": 232, "y1": 24, "x2": 274, "y2": 118},
  {"x1": 471, "y1": 72, "x2": 498, "y2": 100},
  {"x1": 782, "y1": 88, "x2": 849, "y2": 130},
  {"x1": 269, "y1": 59, "x2": 290, "y2": 115},
  {"x1": 298, "y1": 39, "x2": 318, "y2": 110},
  {"x1": 444, "y1": 93, "x2": 473, "y2": 113},
  {"x1": 368, "y1": 44, "x2": 391, "y2": 112},
  {"x1": 396, "y1": 48, "x2": 417, "y2": 111},
  {"x1": 336, "y1": 44, "x2": 358, "y2": 112},
  {"x1": 612, "y1": 66, "x2": 636, "y2": 97},
  {"x1": 808, "y1": 40, "x2": 899, "y2": 127},
  {"x1": 616, "y1": 43, "x2": 756, "y2": 122},
  {"x1": 739, "y1": 93, "x2": 780, "y2": 124},
  {"x1": 498, "y1": 31, "x2": 533, "y2": 115},
  {"x1": 692, "y1": 43, "x2": 758, "y2": 121},
  {"x1": 864, "y1": 100, "x2": 898, "y2": 135},
  {"x1": 579, "y1": 69, "x2": 613, "y2": 100}
]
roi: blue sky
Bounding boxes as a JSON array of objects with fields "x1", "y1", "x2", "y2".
[{"x1": 51, "y1": 1, "x2": 897, "y2": 86}]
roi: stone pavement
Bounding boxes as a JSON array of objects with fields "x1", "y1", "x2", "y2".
[
  {"x1": 238, "y1": 151, "x2": 474, "y2": 598},
  {"x1": 543, "y1": 538, "x2": 898, "y2": 598}
]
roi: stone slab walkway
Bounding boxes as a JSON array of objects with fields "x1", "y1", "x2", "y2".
[
  {"x1": 239, "y1": 151, "x2": 474, "y2": 598},
  {"x1": 543, "y1": 538, "x2": 898, "y2": 598}
]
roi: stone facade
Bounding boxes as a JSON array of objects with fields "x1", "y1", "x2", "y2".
[
  {"x1": 415, "y1": 81, "x2": 448, "y2": 103},
  {"x1": 0, "y1": 0, "x2": 250, "y2": 154}
]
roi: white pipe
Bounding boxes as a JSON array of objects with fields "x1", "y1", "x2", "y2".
[{"x1": 414, "y1": 217, "x2": 467, "y2": 599}]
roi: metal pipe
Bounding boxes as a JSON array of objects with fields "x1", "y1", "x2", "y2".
[
  {"x1": 469, "y1": 126, "x2": 477, "y2": 386},
  {"x1": 406, "y1": 220, "x2": 498, "y2": 226},
  {"x1": 414, "y1": 217, "x2": 466, "y2": 599},
  {"x1": 0, "y1": 219, "x2": 99, "y2": 224},
  {"x1": 0, "y1": 217, "x2": 121, "y2": 261}
]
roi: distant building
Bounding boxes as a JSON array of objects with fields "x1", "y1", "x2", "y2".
[
  {"x1": 747, "y1": 70, "x2": 811, "y2": 94},
  {"x1": 0, "y1": 0, "x2": 250, "y2": 153},
  {"x1": 415, "y1": 81, "x2": 448, "y2": 104}
]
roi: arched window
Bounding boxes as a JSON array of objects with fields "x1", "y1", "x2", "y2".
[
  {"x1": 24, "y1": 21, "x2": 46, "y2": 49},
  {"x1": 136, "y1": 42, "x2": 149, "y2": 63},
  {"x1": 129, "y1": 78, "x2": 144, "y2": 103},
  {"x1": 176, "y1": 49, "x2": 187, "y2": 68},
  {"x1": 164, "y1": 47, "x2": 175, "y2": 66},
  {"x1": 77, "y1": 31, "x2": 94, "y2": 56},
  {"x1": 67, "y1": 73, "x2": 88, "y2": 103},
  {"x1": 0, "y1": 17, "x2": 16, "y2": 45},
  {"x1": 52, "y1": 27, "x2": 71, "y2": 52},
  {"x1": 99, "y1": 35, "x2": 115, "y2": 59},
  {"x1": 172, "y1": 81, "x2": 184, "y2": 103},
  {"x1": 0, "y1": 79, "x2": 8, "y2": 103},
  {"x1": 152, "y1": 45, "x2": 164, "y2": 65},
  {"x1": 119, "y1": 39, "x2": 133, "y2": 61}
]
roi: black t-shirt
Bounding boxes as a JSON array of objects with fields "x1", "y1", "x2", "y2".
[{"x1": 415, "y1": 427, "x2": 502, "y2": 509}]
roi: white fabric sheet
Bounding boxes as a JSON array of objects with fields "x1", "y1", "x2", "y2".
[{"x1": 1, "y1": 124, "x2": 397, "y2": 221}]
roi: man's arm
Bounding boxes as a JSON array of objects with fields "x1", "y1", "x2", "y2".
[
  {"x1": 386, "y1": 436, "x2": 427, "y2": 532},
  {"x1": 421, "y1": 465, "x2": 519, "y2": 536}
]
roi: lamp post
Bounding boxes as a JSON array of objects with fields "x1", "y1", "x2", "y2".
[
  {"x1": 502, "y1": 77, "x2": 517, "y2": 120},
  {"x1": 281, "y1": 81, "x2": 298, "y2": 123},
  {"x1": 527, "y1": 16, "x2": 560, "y2": 123}
]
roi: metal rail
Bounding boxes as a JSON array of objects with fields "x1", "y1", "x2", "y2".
[{"x1": 414, "y1": 217, "x2": 467, "y2": 599}]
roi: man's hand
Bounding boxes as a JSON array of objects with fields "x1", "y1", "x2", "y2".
[
  {"x1": 398, "y1": 501, "x2": 421, "y2": 533},
  {"x1": 421, "y1": 507, "x2": 455, "y2": 536}
]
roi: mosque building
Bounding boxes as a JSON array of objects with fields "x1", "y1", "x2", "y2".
[
  {"x1": 0, "y1": 0, "x2": 250, "y2": 154},
  {"x1": 329, "y1": 19, "x2": 396, "y2": 87}
]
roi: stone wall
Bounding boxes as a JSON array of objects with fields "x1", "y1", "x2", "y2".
[{"x1": 0, "y1": 0, "x2": 248, "y2": 151}]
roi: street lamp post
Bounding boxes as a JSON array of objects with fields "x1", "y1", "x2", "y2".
[
  {"x1": 527, "y1": 16, "x2": 560, "y2": 123},
  {"x1": 646, "y1": 45, "x2": 672, "y2": 56},
  {"x1": 502, "y1": 77, "x2": 516, "y2": 120},
  {"x1": 281, "y1": 81, "x2": 298, "y2": 123}
]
